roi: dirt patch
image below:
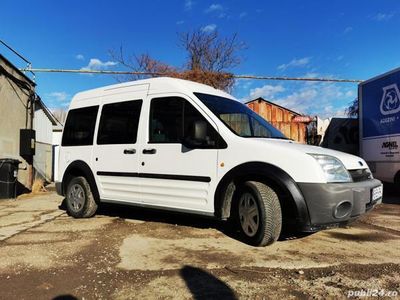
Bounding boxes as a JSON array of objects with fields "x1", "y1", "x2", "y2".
[
  {"x1": 359, "y1": 204, "x2": 400, "y2": 233},
  {"x1": 0, "y1": 192, "x2": 399, "y2": 298},
  {"x1": 326, "y1": 230, "x2": 399, "y2": 242},
  {"x1": 3, "y1": 262, "x2": 397, "y2": 300},
  {"x1": 30, "y1": 215, "x2": 116, "y2": 233}
]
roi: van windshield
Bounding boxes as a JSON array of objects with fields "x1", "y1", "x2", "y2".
[{"x1": 194, "y1": 93, "x2": 288, "y2": 139}]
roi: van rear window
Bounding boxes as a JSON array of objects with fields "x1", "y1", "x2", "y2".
[{"x1": 62, "y1": 106, "x2": 99, "y2": 146}]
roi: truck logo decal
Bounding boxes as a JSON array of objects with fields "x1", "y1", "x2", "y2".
[
  {"x1": 380, "y1": 83, "x2": 400, "y2": 115},
  {"x1": 382, "y1": 141, "x2": 398, "y2": 150}
]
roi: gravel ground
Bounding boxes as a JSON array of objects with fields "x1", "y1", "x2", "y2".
[{"x1": 0, "y1": 185, "x2": 399, "y2": 299}]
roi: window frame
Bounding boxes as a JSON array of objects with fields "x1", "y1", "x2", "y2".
[
  {"x1": 148, "y1": 95, "x2": 227, "y2": 149},
  {"x1": 61, "y1": 105, "x2": 99, "y2": 147},
  {"x1": 148, "y1": 96, "x2": 183, "y2": 144},
  {"x1": 96, "y1": 99, "x2": 143, "y2": 145}
]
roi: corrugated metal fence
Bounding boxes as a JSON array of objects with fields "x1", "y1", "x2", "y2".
[{"x1": 247, "y1": 99, "x2": 308, "y2": 143}]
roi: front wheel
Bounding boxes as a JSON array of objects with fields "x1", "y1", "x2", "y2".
[
  {"x1": 66, "y1": 176, "x2": 98, "y2": 218},
  {"x1": 234, "y1": 181, "x2": 282, "y2": 246}
]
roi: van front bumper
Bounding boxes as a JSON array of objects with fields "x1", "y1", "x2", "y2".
[{"x1": 297, "y1": 179, "x2": 382, "y2": 232}]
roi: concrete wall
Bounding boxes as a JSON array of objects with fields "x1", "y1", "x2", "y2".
[{"x1": 0, "y1": 56, "x2": 35, "y2": 191}]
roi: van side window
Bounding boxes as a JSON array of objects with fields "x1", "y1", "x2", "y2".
[
  {"x1": 150, "y1": 97, "x2": 183, "y2": 143},
  {"x1": 97, "y1": 100, "x2": 142, "y2": 145},
  {"x1": 62, "y1": 106, "x2": 99, "y2": 146},
  {"x1": 149, "y1": 97, "x2": 225, "y2": 148}
]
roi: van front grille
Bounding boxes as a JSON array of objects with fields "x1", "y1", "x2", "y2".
[{"x1": 348, "y1": 169, "x2": 373, "y2": 182}]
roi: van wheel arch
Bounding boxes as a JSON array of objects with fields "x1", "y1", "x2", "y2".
[
  {"x1": 62, "y1": 160, "x2": 100, "y2": 202},
  {"x1": 214, "y1": 162, "x2": 310, "y2": 227}
]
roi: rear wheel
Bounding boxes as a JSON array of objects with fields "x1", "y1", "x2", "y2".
[
  {"x1": 66, "y1": 176, "x2": 98, "y2": 218},
  {"x1": 234, "y1": 181, "x2": 282, "y2": 246}
]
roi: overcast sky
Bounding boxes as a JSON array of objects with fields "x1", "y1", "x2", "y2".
[{"x1": 2, "y1": 0, "x2": 400, "y2": 118}]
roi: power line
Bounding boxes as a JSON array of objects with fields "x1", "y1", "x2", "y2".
[
  {"x1": 19, "y1": 68, "x2": 363, "y2": 83},
  {"x1": 0, "y1": 40, "x2": 31, "y2": 66},
  {"x1": 233, "y1": 74, "x2": 362, "y2": 83},
  {"x1": 1, "y1": 39, "x2": 35, "y2": 80}
]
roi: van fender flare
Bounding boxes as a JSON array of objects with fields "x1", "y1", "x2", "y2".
[
  {"x1": 214, "y1": 161, "x2": 310, "y2": 225},
  {"x1": 61, "y1": 160, "x2": 100, "y2": 201}
]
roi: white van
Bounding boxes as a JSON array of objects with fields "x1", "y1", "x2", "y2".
[{"x1": 56, "y1": 77, "x2": 383, "y2": 246}]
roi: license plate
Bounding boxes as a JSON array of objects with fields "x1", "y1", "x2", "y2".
[{"x1": 372, "y1": 186, "x2": 383, "y2": 202}]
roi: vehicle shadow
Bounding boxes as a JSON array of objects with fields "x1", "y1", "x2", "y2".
[
  {"x1": 180, "y1": 265, "x2": 237, "y2": 299},
  {"x1": 59, "y1": 199, "x2": 313, "y2": 244},
  {"x1": 382, "y1": 182, "x2": 400, "y2": 204},
  {"x1": 278, "y1": 229, "x2": 315, "y2": 241},
  {"x1": 52, "y1": 295, "x2": 78, "y2": 300},
  {"x1": 97, "y1": 202, "x2": 225, "y2": 230}
]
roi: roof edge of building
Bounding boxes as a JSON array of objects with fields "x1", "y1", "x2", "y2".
[
  {"x1": 35, "y1": 97, "x2": 59, "y2": 126},
  {"x1": 245, "y1": 97, "x2": 302, "y2": 116},
  {"x1": 0, "y1": 54, "x2": 36, "y2": 86}
]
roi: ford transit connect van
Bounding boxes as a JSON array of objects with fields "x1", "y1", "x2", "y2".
[{"x1": 56, "y1": 77, "x2": 383, "y2": 246}]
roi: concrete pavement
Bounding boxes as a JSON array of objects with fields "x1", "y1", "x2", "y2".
[{"x1": 0, "y1": 188, "x2": 399, "y2": 299}]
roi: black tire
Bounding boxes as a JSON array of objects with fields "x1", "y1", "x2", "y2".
[
  {"x1": 66, "y1": 176, "x2": 98, "y2": 218},
  {"x1": 233, "y1": 181, "x2": 282, "y2": 246},
  {"x1": 395, "y1": 171, "x2": 400, "y2": 186}
]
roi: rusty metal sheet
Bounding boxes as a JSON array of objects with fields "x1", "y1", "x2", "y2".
[{"x1": 247, "y1": 101, "x2": 308, "y2": 143}]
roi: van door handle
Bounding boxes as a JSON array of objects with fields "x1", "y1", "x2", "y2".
[
  {"x1": 142, "y1": 148, "x2": 157, "y2": 154},
  {"x1": 123, "y1": 148, "x2": 136, "y2": 154}
]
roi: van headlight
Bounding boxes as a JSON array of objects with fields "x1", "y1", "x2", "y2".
[{"x1": 308, "y1": 154, "x2": 352, "y2": 183}]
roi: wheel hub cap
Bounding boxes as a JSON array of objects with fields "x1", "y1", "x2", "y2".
[
  {"x1": 239, "y1": 192, "x2": 259, "y2": 237},
  {"x1": 69, "y1": 184, "x2": 85, "y2": 212}
]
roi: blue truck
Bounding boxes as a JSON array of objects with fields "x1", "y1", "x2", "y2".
[{"x1": 359, "y1": 68, "x2": 400, "y2": 184}]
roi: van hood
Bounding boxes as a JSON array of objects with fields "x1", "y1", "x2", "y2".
[{"x1": 253, "y1": 138, "x2": 367, "y2": 170}]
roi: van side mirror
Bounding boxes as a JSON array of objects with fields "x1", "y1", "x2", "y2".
[{"x1": 183, "y1": 120, "x2": 208, "y2": 148}]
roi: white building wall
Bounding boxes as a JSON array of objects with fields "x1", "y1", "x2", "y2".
[
  {"x1": 34, "y1": 143, "x2": 52, "y2": 182},
  {"x1": 52, "y1": 130, "x2": 63, "y2": 182},
  {"x1": 52, "y1": 131, "x2": 63, "y2": 146},
  {"x1": 33, "y1": 108, "x2": 54, "y2": 182},
  {"x1": 34, "y1": 109, "x2": 53, "y2": 145}
]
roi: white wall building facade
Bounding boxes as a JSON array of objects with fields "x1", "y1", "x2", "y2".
[{"x1": 33, "y1": 99, "x2": 58, "y2": 182}]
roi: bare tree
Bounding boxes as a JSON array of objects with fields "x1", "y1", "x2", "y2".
[
  {"x1": 179, "y1": 29, "x2": 245, "y2": 72},
  {"x1": 346, "y1": 98, "x2": 358, "y2": 118},
  {"x1": 109, "y1": 30, "x2": 245, "y2": 91},
  {"x1": 109, "y1": 48, "x2": 177, "y2": 82}
]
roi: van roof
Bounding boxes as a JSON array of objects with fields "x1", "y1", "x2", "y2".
[{"x1": 70, "y1": 77, "x2": 235, "y2": 107}]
